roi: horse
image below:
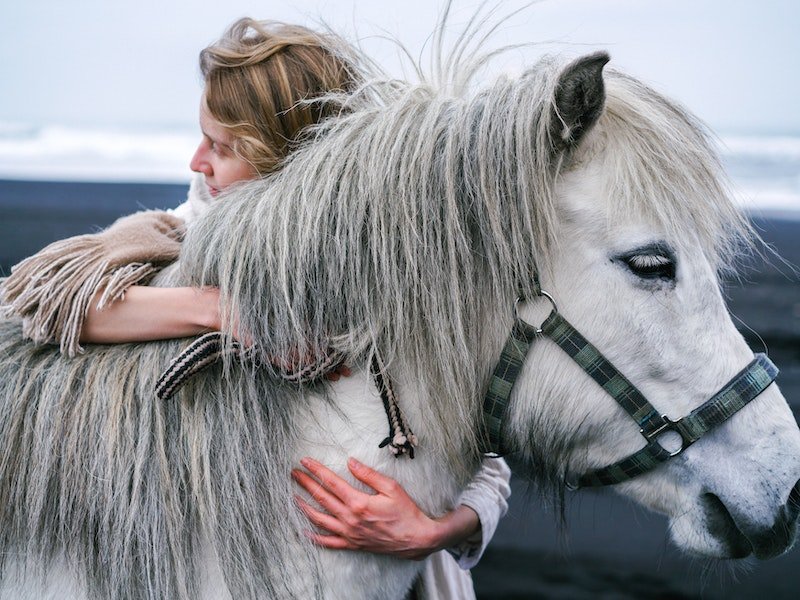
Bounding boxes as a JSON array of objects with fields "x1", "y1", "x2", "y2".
[{"x1": 1, "y1": 32, "x2": 799, "y2": 600}]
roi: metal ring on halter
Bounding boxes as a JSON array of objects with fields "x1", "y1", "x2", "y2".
[
  {"x1": 642, "y1": 416, "x2": 690, "y2": 458},
  {"x1": 514, "y1": 291, "x2": 558, "y2": 334}
]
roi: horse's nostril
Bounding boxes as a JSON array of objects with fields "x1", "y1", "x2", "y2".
[
  {"x1": 785, "y1": 479, "x2": 800, "y2": 524},
  {"x1": 701, "y1": 492, "x2": 753, "y2": 558}
]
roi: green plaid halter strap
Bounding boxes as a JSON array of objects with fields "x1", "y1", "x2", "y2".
[{"x1": 481, "y1": 298, "x2": 779, "y2": 489}]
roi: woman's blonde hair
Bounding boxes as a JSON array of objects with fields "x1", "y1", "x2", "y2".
[{"x1": 200, "y1": 18, "x2": 359, "y2": 174}]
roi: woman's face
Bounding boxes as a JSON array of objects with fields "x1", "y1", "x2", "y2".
[{"x1": 190, "y1": 101, "x2": 258, "y2": 197}]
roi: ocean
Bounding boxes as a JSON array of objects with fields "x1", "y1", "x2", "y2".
[
  {"x1": 0, "y1": 125, "x2": 798, "y2": 271},
  {"x1": 0, "y1": 126, "x2": 799, "y2": 599},
  {"x1": 1, "y1": 123, "x2": 799, "y2": 207}
]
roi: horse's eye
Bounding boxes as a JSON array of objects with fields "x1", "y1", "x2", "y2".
[{"x1": 621, "y1": 253, "x2": 676, "y2": 280}]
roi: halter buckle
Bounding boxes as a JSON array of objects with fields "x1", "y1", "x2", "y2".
[{"x1": 641, "y1": 415, "x2": 689, "y2": 457}]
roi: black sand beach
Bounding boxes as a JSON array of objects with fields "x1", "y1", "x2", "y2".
[
  {"x1": 1, "y1": 179, "x2": 799, "y2": 599},
  {"x1": 0, "y1": 179, "x2": 188, "y2": 272}
]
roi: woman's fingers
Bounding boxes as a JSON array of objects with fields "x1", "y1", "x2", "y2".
[
  {"x1": 295, "y1": 496, "x2": 358, "y2": 550},
  {"x1": 304, "y1": 531, "x2": 353, "y2": 550},
  {"x1": 296, "y1": 456, "x2": 401, "y2": 501},
  {"x1": 295, "y1": 496, "x2": 346, "y2": 535},
  {"x1": 297, "y1": 457, "x2": 366, "y2": 504},
  {"x1": 291, "y1": 466, "x2": 350, "y2": 516},
  {"x1": 347, "y1": 457, "x2": 400, "y2": 496},
  {"x1": 323, "y1": 364, "x2": 352, "y2": 381}
]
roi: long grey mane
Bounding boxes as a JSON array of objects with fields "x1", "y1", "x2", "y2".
[
  {"x1": 184, "y1": 65, "x2": 562, "y2": 462},
  {"x1": 0, "y1": 10, "x2": 752, "y2": 600},
  {"x1": 182, "y1": 54, "x2": 751, "y2": 465}
]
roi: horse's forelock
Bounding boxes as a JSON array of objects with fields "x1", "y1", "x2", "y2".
[{"x1": 585, "y1": 71, "x2": 754, "y2": 274}]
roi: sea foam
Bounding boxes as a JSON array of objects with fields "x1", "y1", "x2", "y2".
[
  {"x1": 0, "y1": 123, "x2": 798, "y2": 215},
  {"x1": 0, "y1": 124, "x2": 197, "y2": 184}
]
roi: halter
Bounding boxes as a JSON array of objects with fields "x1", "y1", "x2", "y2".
[{"x1": 481, "y1": 290, "x2": 779, "y2": 489}]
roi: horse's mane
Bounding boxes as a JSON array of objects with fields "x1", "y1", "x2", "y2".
[
  {"x1": 181, "y1": 55, "x2": 752, "y2": 467},
  {"x1": 0, "y1": 321, "x2": 326, "y2": 599}
]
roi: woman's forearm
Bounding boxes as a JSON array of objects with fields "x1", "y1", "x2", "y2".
[
  {"x1": 79, "y1": 286, "x2": 221, "y2": 343},
  {"x1": 426, "y1": 505, "x2": 481, "y2": 554}
]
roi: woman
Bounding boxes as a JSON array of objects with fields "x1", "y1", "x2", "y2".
[{"x1": 0, "y1": 18, "x2": 510, "y2": 599}]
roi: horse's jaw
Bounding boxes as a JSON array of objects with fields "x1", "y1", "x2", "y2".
[{"x1": 508, "y1": 304, "x2": 800, "y2": 560}]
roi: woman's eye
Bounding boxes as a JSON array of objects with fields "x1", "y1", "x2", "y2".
[
  {"x1": 622, "y1": 253, "x2": 676, "y2": 280},
  {"x1": 210, "y1": 141, "x2": 231, "y2": 157}
]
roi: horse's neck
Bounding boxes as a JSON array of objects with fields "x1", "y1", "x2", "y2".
[
  {"x1": 152, "y1": 256, "x2": 496, "y2": 509},
  {"x1": 294, "y1": 365, "x2": 478, "y2": 515}
]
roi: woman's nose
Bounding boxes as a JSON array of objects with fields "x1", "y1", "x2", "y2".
[{"x1": 190, "y1": 144, "x2": 212, "y2": 175}]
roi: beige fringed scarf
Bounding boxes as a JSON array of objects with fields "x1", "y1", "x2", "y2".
[{"x1": 0, "y1": 175, "x2": 213, "y2": 356}]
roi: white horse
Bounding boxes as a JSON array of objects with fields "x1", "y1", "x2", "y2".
[{"x1": 1, "y1": 38, "x2": 799, "y2": 600}]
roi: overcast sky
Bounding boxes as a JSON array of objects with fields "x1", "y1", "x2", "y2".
[{"x1": 1, "y1": 0, "x2": 798, "y2": 135}]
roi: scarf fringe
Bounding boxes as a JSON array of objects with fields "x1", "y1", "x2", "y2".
[{"x1": 1, "y1": 235, "x2": 157, "y2": 357}]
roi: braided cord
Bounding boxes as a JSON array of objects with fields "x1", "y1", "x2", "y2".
[{"x1": 370, "y1": 351, "x2": 418, "y2": 458}]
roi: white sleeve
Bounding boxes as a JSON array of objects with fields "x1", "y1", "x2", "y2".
[{"x1": 446, "y1": 457, "x2": 511, "y2": 570}]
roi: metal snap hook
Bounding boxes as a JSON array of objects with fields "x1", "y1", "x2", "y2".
[{"x1": 564, "y1": 473, "x2": 580, "y2": 491}]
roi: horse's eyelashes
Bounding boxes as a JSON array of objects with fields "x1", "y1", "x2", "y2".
[
  {"x1": 619, "y1": 250, "x2": 676, "y2": 281},
  {"x1": 628, "y1": 254, "x2": 670, "y2": 269}
]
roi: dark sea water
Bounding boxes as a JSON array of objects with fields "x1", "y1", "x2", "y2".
[
  {"x1": 0, "y1": 179, "x2": 187, "y2": 274},
  {"x1": 0, "y1": 179, "x2": 799, "y2": 599}
]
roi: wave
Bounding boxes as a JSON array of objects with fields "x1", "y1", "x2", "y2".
[
  {"x1": 718, "y1": 135, "x2": 800, "y2": 161},
  {"x1": 0, "y1": 123, "x2": 197, "y2": 183},
  {"x1": 0, "y1": 124, "x2": 798, "y2": 214}
]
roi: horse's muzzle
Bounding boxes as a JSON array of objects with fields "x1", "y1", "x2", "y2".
[{"x1": 702, "y1": 478, "x2": 800, "y2": 559}]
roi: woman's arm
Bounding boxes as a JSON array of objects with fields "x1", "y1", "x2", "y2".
[
  {"x1": 79, "y1": 285, "x2": 221, "y2": 343},
  {"x1": 1, "y1": 210, "x2": 185, "y2": 355},
  {"x1": 80, "y1": 286, "x2": 353, "y2": 381},
  {"x1": 445, "y1": 457, "x2": 511, "y2": 569},
  {"x1": 292, "y1": 457, "x2": 494, "y2": 561}
]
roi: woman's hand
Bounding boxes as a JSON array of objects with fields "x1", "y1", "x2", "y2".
[
  {"x1": 267, "y1": 348, "x2": 352, "y2": 382},
  {"x1": 199, "y1": 304, "x2": 353, "y2": 383},
  {"x1": 291, "y1": 457, "x2": 480, "y2": 560}
]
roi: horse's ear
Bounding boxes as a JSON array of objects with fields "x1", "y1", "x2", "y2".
[{"x1": 550, "y1": 51, "x2": 610, "y2": 149}]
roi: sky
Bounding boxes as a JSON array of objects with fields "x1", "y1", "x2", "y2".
[{"x1": 1, "y1": 0, "x2": 798, "y2": 136}]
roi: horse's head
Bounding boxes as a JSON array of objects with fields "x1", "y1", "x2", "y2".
[{"x1": 504, "y1": 53, "x2": 800, "y2": 560}]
